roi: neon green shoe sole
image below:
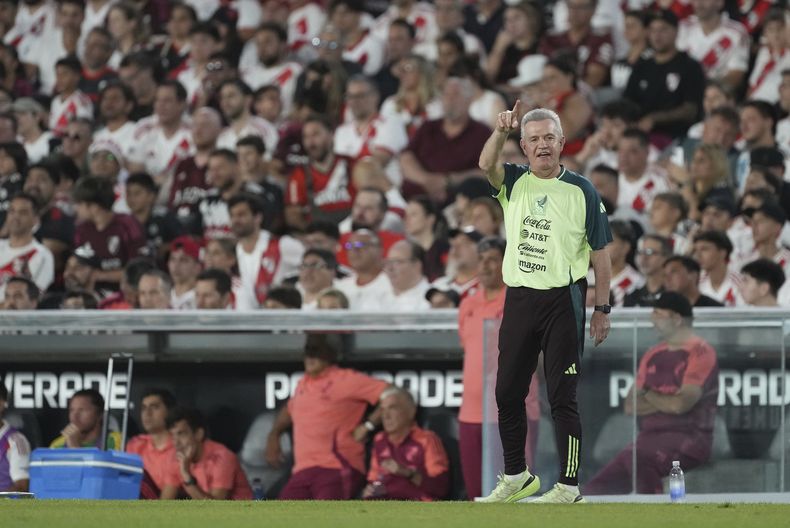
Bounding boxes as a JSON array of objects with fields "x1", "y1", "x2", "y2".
[{"x1": 505, "y1": 474, "x2": 541, "y2": 503}]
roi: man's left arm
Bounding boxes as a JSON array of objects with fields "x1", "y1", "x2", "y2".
[
  {"x1": 642, "y1": 384, "x2": 703, "y2": 415},
  {"x1": 590, "y1": 247, "x2": 612, "y2": 346}
]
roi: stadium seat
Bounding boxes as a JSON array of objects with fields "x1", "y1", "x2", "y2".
[
  {"x1": 419, "y1": 407, "x2": 463, "y2": 500},
  {"x1": 238, "y1": 411, "x2": 293, "y2": 499},
  {"x1": 4, "y1": 410, "x2": 42, "y2": 449}
]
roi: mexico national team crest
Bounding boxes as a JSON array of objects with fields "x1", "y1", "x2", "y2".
[
  {"x1": 532, "y1": 194, "x2": 548, "y2": 216},
  {"x1": 666, "y1": 73, "x2": 680, "y2": 92}
]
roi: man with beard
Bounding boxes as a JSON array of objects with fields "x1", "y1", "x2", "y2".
[
  {"x1": 50, "y1": 389, "x2": 121, "y2": 449},
  {"x1": 230, "y1": 192, "x2": 303, "y2": 310},
  {"x1": 92, "y1": 81, "x2": 136, "y2": 163},
  {"x1": 216, "y1": 79, "x2": 278, "y2": 156},
  {"x1": 198, "y1": 148, "x2": 281, "y2": 239},
  {"x1": 242, "y1": 22, "x2": 303, "y2": 116},
  {"x1": 285, "y1": 115, "x2": 353, "y2": 231}
]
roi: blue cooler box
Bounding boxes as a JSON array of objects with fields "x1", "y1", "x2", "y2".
[{"x1": 29, "y1": 448, "x2": 143, "y2": 499}]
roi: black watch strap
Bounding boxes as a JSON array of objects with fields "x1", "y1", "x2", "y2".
[{"x1": 594, "y1": 304, "x2": 612, "y2": 314}]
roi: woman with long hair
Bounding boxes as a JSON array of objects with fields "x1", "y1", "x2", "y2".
[
  {"x1": 107, "y1": 2, "x2": 148, "y2": 69},
  {"x1": 404, "y1": 195, "x2": 449, "y2": 281},
  {"x1": 380, "y1": 54, "x2": 443, "y2": 138}
]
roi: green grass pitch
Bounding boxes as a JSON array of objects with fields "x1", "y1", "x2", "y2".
[{"x1": 3, "y1": 501, "x2": 790, "y2": 528}]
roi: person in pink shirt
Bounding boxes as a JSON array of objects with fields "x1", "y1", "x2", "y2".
[
  {"x1": 160, "y1": 408, "x2": 253, "y2": 500},
  {"x1": 266, "y1": 333, "x2": 390, "y2": 499},
  {"x1": 126, "y1": 388, "x2": 178, "y2": 499},
  {"x1": 457, "y1": 236, "x2": 539, "y2": 500}
]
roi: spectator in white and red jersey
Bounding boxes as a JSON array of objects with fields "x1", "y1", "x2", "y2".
[
  {"x1": 734, "y1": 100, "x2": 779, "y2": 191},
  {"x1": 126, "y1": 81, "x2": 194, "y2": 201},
  {"x1": 72, "y1": 176, "x2": 147, "y2": 292},
  {"x1": 617, "y1": 128, "x2": 671, "y2": 217},
  {"x1": 0, "y1": 193, "x2": 54, "y2": 302},
  {"x1": 169, "y1": 107, "x2": 222, "y2": 237},
  {"x1": 92, "y1": 81, "x2": 136, "y2": 163},
  {"x1": 230, "y1": 193, "x2": 303, "y2": 310},
  {"x1": 285, "y1": 114, "x2": 353, "y2": 231},
  {"x1": 650, "y1": 192, "x2": 691, "y2": 255},
  {"x1": 242, "y1": 22, "x2": 303, "y2": 116},
  {"x1": 286, "y1": 0, "x2": 326, "y2": 58},
  {"x1": 330, "y1": 0, "x2": 385, "y2": 76},
  {"x1": 216, "y1": 79, "x2": 278, "y2": 155},
  {"x1": 746, "y1": 10, "x2": 790, "y2": 104},
  {"x1": 175, "y1": 22, "x2": 221, "y2": 107},
  {"x1": 81, "y1": 0, "x2": 113, "y2": 36},
  {"x1": 676, "y1": 0, "x2": 749, "y2": 91},
  {"x1": 740, "y1": 258, "x2": 784, "y2": 307},
  {"x1": 168, "y1": 236, "x2": 202, "y2": 310},
  {"x1": 384, "y1": 239, "x2": 431, "y2": 311},
  {"x1": 372, "y1": 0, "x2": 438, "y2": 49},
  {"x1": 415, "y1": 0, "x2": 485, "y2": 65},
  {"x1": 540, "y1": 0, "x2": 614, "y2": 88},
  {"x1": 430, "y1": 226, "x2": 481, "y2": 301},
  {"x1": 608, "y1": 220, "x2": 644, "y2": 307},
  {"x1": 49, "y1": 56, "x2": 94, "y2": 137},
  {"x1": 79, "y1": 27, "x2": 117, "y2": 104},
  {"x1": 335, "y1": 228, "x2": 396, "y2": 310},
  {"x1": 738, "y1": 202, "x2": 790, "y2": 305},
  {"x1": 4, "y1": 0, "x2": 55, "y2": 53},
  {"x1": 693, "y1": 230, "x2": 743, "y2": 306},
  {"x1": 335, "y1": 75, "x2": 409, "y2": 187}
]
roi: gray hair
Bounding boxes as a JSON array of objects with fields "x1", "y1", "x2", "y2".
[
  {"x1": 380, "y1": 386, "x2": 417, "y2": 409},
  {"x1": 521, "y1": 108, "x2": 564, "y2": 138}
]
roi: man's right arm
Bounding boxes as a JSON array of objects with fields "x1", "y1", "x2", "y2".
[
  {"x1": 478, "y1": 100, "x2": 522, "y2": 190},
  {"x1": 265, "y1": 405, "x2": 293, "y2": 468}
]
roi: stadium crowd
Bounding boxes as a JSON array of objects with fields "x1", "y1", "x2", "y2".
[{"x1": 0, "y1": 0, "x2": 789, "y2": 501}]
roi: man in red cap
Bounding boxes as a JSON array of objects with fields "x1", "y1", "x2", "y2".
[{"x1": 168, "y1": 236, "x2": 203, "y2": 310}]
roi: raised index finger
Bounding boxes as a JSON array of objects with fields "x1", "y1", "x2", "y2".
[{"x1": 512, "y1": 99, "x2": 521, "y2": 117}]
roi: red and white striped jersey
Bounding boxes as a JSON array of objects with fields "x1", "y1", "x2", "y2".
[
  {"x1": 342, "y1": 30, "x2": 385, "y2": 76},
  {"x1": 334, "y1": 114, "x2": 409, "y2": 186},
  {"x1": 236, "y1": 231, "x2": 304, "y2": 310},
  {"x1": 617, "y1": 165, "x2": 671, "y2": 215},
  {"x1": 127, "y1": 116, "x2": 194, "y2": 177},
  {"x1": 0, "y1": 239, "x2": 54, "y2": 301},
  {"x1": 699, "y1": 270, "x2": 744, "y2": 307},
  {"x1": 49, "y1": 91, "x2": 94, "y2": 136},
  {"x1": 216, "y1": 116, "x2": 279, "y2": 156},
  {"x1": 93, "y1": 121, "x2": 137, "y2": 163},
  {"x1": 287, "y1": 2, "x2": 326, "y2": 53},
  {"x1": 242, "y1": 61, "x2": 303, "y2": 116},
  {"x1": 747, "y1": 47, "x2": 790, "y2": 104},
  {"x1": 611, "y1": 264, "x2": 645, "y2": 307},
  {"x1": 677, "y1": 14, "x2": 750, "y2": 81}
]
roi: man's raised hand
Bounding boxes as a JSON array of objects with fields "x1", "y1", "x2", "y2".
[{"x1": 496, "y1": 100, "x2": 522, "y2": 133}]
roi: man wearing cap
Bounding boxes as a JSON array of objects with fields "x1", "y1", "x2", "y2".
[
  {"x1": 168, "y1": 236, "x2": 203, "y2": 310},
  {"x1": 430, "y1": 227, "x2": 482, "y2": 301},
  {"x1": 266, "y1": 333, "x2": 391, "y2": 500},
  {"x1": 478, "y1": 103, "x2": 612, "y2": 503},
  {"x1": 623, "y1": 9, "x2": 705, "y2": 142},
  {"x1": 13, "y1": 97, "x2": 57, "y2": 163},
  {"x1": 586, "y1": 292, "x2": 718, "y2": 494}
]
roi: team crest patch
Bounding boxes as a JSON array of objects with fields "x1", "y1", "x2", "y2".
[
  {"x1": 532, "y1": 194, "x2": 548, "y2": 216},
  {"x1": 108, "y1": 235, "x2": 120, "y2": 256},
  {"x1": 666, "y1": 73, "x2": 680, "y2": 92}
]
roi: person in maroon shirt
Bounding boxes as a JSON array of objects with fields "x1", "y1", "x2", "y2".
[
  {"x1": 72, "y1": 176, "x2": 147, "y2": 292},
  {"x1": 363, "y1": 387, "x2": 449, "y2": 501},
  {"x1": 79, "y1": 27, "x2": 118, "y2": 103},
  {"x1": 399, "y1": 76, "x2": 491, "y2": 204},
  {"x1": 585, "y1": 292, "x2": 719, "y2": 494}
]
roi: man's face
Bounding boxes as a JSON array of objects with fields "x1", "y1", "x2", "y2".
[
  {"x1": 700, "y1": 205, "x2": 733, "y2": 232},
  {"x1": 380, "y1": 394, "x2": 414, "y2": 435},
  {"x1": 478, "y1": 248, "x2": 503, "y2": 291},
  {"x1": 520, "y1": 119, "x2": 564, "y2": 174},
  {"x1": 345, "y1": 81, "x2": 377, "y2": 122},
  {"x1": 702, "y1": 115, "x2": 738, "y2": 149},
  {"x1": 346, "y1": 232, "x2": 381, "y2": 272},
  {"x1": 636, "y1": 239, "x2": 667, "y2": 275},
  {"x1": 100, "y1": 86, "x2": 132, "y2": 122},
  {"x1": 0, "y1": 117, "x2": 15, "y2": 142},
  {"x1": 229, "y1": 202, "x2": 261, "y2": 239},
  {"x1": 692, "y1": 240, "x2": 724, "y2": 272},
  {"x1": 169, "y1": 419, "x2": 202, "y2": 461},
  {"x1": 23, "y1": 167, "x2": 56, "y2": 207},
  {"x1": 190, "y1": 33, "x2": 217, "y2": 64},
  {"x1": 384, "y1": 241, "x2": 421, "y2": 292},
  {"x1": 598, "y1": 116, "x2": 627, "y2": 149},
  {"x1": 435, "y1": 0, "x2": 462, "y2": 32},
  {"x1": 651, "y1": 308, "x2": 682, "y2": 339},
  {"x1": 237, "y1": 145, "x2": 261, "y2": 174},
  {"x1": 299, "y1": 254, "x2": 334, "y2": 294},
  {"x1": 63, "y1": 256, "x2": 93, "y2": 290},
  {"x1": 167, "y1": 5, "x2": 194, "y2": 40},
  {"x1": 168, "y1": 249, "x2": 201, "y2": 284},
  {"x1": 84, "y1": 31, "x2": 113, "y2": 69},
  {"x1": 567, "y1": 0, "x2": 595, "y2": 30},
  {"x1": 387, "y1": 25, "x2": 414, "y2": 62},
  {"x1": 219, "y1": 84, "x2": 248, "y2": 122},
  {"x1": 68, "y1": 396, "x2": 100, "y2": 434},
  {"x1": 750, "y1": 211, "x2": 781, "y2": 245},
  {"x1": 253, "y1": 88, "x2": 282, "y2": 122},
  {"x1": 740, "y1": 106, "x2": 770, "y2": 143},
  {"x1": 702, "y1": 85, "x2": 729, "y2": 114},
  {"x1": 206, "y1": 155, "x2": 237, "y2": 191},
  {"x1": 441, "y1": 79, "x2": 473, "y2": 122},
  {"x1": 54, "y1": 65, "x2": 79, "y2": 95},
  {"x1": 119, "y1": 65, "x2": 155, "y2": 103},
  {"x1": 154, "y1": 86, "x2": 185, "y2": 126},
  {"x1": 739, "y1": 274, "x2": 766, "y2": 305},
  {"x1": 617, "y1": 137, "x2": 647, "y2": 175},
  {"x1": 137, "y1": 275, "x2": 170, "y2": 309},
  {"x1": 303, "y1": 355, "x2": 330, "y2": 376},
  {"x1": 663, "y1": 261, "x2": 694, "y2": 293},
  {"x1": 255, "y1": 29, "x2": 283, "y2": 67},
  {"x1": 191, "y1": 110, "x2": 221, "y2": 150},
  {"x1": 195, "y1": 279, "x2": 228, "y2": 309},
  {"x1": 351, "y1": 191, "x2": 385, "y2": 230},
  {"x1": 62, "y1": 122, "x2": 92, "y2": 159},
  {"x1": 302, "y1": 121, "x2": 333, "y2": 162},
  {"x1": 140, "y1": 395, "x2": 169, "y2": 434},
  {"x1": 650, "y1": 199, "x2": 679, "y2": 231},
  {"x1": 329, "y1": 2, "x2": 360, "y2": 34},
  {"x1": 449, "y1": 234, "x2": 479, "y2": 270},
  {"x1": 125, "y1": 183, "x2": 155, "y2": 215},
  {"x1": 648, "y1": 20, "x2": 677, "y2": 53},
  {"x1": 203, "y1": 240, "x2": 235, "y2": 271},
  {"x1": 89, "y1": 150, "x2": 121, "y2": 179},
  {"x1": 779, "y1": 74, "x2": 790, "y2": 111},
  {"x1": 3, "y1": 281, "x2": 36, "y2": 309},
  {"x1": 57, "y1": 2, "x2": 84, "y2": 31},
  {"x1": 5, "y1": 198, "x2": 36, "y2": 238}
]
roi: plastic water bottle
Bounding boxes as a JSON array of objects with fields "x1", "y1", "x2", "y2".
[
  {"x1": 252, "y1": 478, "x2": 265, "y2": 500},
  {"x1": 669, "y1": 461, "x2": 685, "y2": 503}
]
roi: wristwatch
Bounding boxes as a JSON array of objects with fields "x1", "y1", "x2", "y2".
[{"x1": 594, "y1": 304, "x2": 612, "y2": 314}]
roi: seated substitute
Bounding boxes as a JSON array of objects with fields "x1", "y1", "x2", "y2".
[
  {"x1": 363, "y1": 387, "x2": 449, "y2": 501},
  {"x1": 50, "y1": 389, "x2": 121, "y2": 449},
  {"x1": 160, "y1": 408, "x2": 253, "y2": 500},
  {"x1": 126, "y1": 389, "x2": 178, "y2": 498},
  {"x1": 585, "y1": 292, "x2": 718, "y2": 494},
  {"x1": 0, "y1": 382, "x2": 31, "y2": 492}
]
